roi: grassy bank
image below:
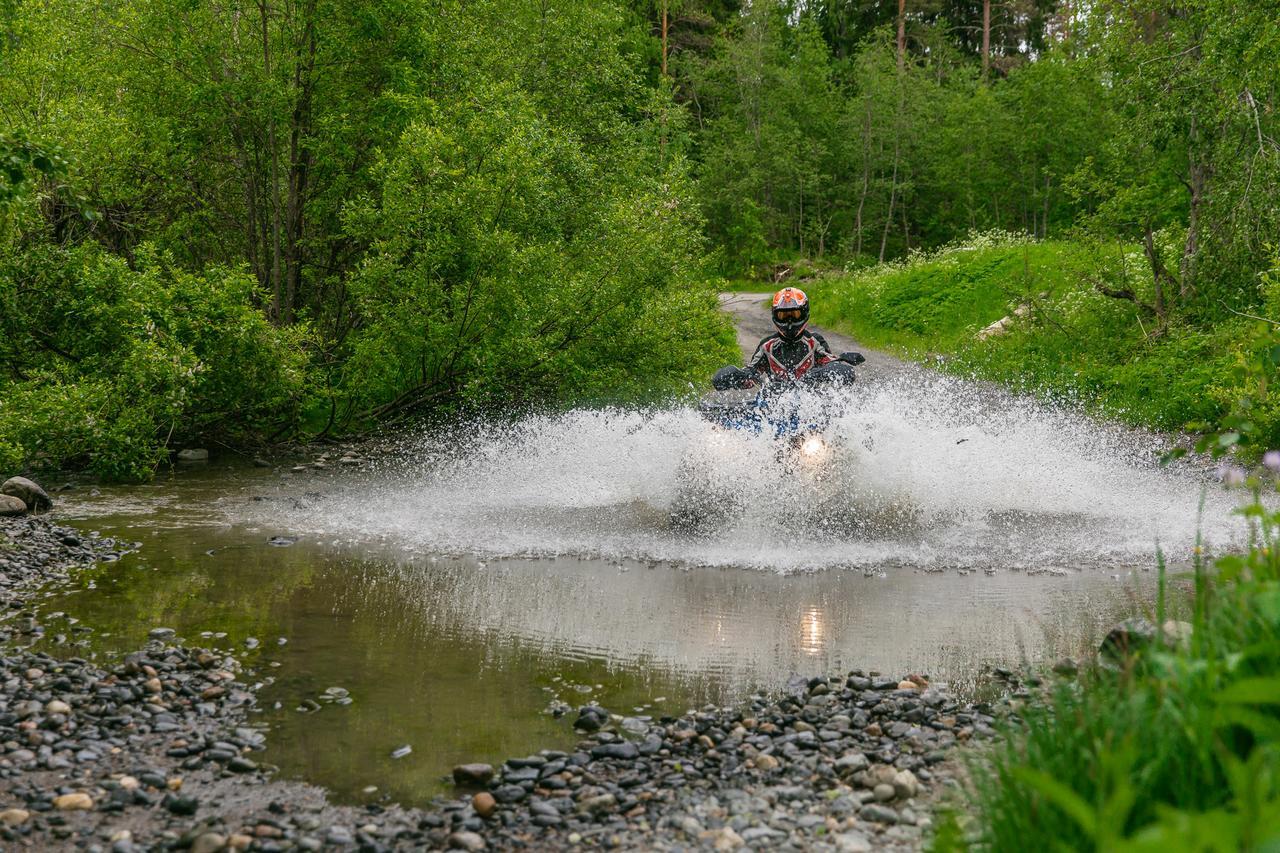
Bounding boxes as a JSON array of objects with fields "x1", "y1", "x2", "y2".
[
  {"x1": 933, "y1": 484, "x2": 1280, "y2": 851},
  {"x1": 806, "y1": 233, "x2": 1280, "y2": 448},
  {"x1": 800, "y1": 233, "x2": 1280, "y2": 848}
]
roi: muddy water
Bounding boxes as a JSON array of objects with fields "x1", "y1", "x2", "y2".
[{"x1": 29, "y1": 456, "x2": 1190, "y2": 809}]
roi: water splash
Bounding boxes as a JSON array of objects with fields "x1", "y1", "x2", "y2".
[{"x1": 261, "y1": 372, "x2": 1252, "y2": 573}]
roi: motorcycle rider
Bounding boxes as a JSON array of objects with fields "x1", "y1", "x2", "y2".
[{"x1": 744, "y1": 287, "x2": 837, "y2": 385}]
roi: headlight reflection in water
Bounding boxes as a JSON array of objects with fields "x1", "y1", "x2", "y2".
[{"x1": 801, "y1": 605, "x2": 826, "y2": 656}]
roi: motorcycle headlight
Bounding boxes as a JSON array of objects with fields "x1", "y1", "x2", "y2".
[{"x1": 801, "y1": 436, "x2": 827, "y2": 458}]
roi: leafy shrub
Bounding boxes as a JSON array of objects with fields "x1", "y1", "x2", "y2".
[
  {"x1": 335, "y1": 83, "x2": 734, "y2": 425},
  {"x1": 0, "y1": 244, "x2": 308, "y2": 479}
]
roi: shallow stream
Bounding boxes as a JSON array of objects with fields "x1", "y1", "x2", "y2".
[{"x1": 28, "y1": 371, "x2": 1252, "y2": 807}]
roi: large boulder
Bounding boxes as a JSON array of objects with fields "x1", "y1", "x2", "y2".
[
  {"x1": 1100, "y1": 618, "x2": 1194, "y2": 661},
  {"x1": 1099, "y1": 618, "x2": 1155, "y2": 660},
  {"x1": 0, "y1": 495, "x2": 27, "y2": 516},
  {"x1": 1, "y1": 477, "x2": 50, "y2": 513}
]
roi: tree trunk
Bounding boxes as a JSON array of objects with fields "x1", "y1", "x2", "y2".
[
  {"x1": 260, "y1": 0, "x2": 285, "y2": 325},
  {"x1": 854, "y1": 97, "x2": 872, "y2": 258},
  {"x1": 981, "y1": 0, "x2": 991, "y2": 80},
  {"x1": 896, "y1": 0, "x2": 906, "y2": 72},
  {"x1": 1042, "y1": 172, "x2": 1051, "y2": 239},
  {"x1": 660, "y1": 0, "x2": 668, "y2": 78},
  {"x1": 1142, "y1": 225, "x2": 1172, "y2": 326},
  {"x1": 284, "y1": 4, "x2": 317, "y2": 326},
  {"x1": 1181, "y1": 120, "x2": 1208, "y2": 303},
  {"x1": 880, "y1": 153, "x2": 899, "y2": 263},
  {"x1": 901, "y1": 190, "x2": 910, "y2": 252},
  {"x1": 797, "y1": 181, "x2": 805, "y2": 256}
]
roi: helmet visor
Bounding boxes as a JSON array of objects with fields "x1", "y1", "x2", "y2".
[{"x1": 774, "y1": 308, "x2": 804, "y2": 323}]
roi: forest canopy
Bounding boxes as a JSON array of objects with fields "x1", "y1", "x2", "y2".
[{"x1": 1, "y1": 0, "x2": 1278, "y2": 476}]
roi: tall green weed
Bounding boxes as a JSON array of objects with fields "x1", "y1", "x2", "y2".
[{"x1": 950, "y1": 480, "x2": 1280, "y2": 851}]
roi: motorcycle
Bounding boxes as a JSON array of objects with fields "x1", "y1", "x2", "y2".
[{"x1": 669, "y1": 352, "x2": 865, "y2": 533}]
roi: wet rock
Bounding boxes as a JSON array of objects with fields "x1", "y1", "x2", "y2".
[
  {"x1": 874, "y1": 783, "x2": 895, "y2": 802},
  {"x1": 176, "y1": 448, "x2": 209, "y2": 462},
  {"x1": 577, "y1": 793, "x2": 617, "y2": 815},
  {"x1": 53, "y1": 792, "x2": 93, "y2": 810},
  {"x1": 448, "y1": 830, "x2": 487, "y2": 851},
  {"x1": 453, "y1": 764, "x2": 495, "y2": 785},
  {"x1": 0, "y1": 808, "x2": 29, "y2": 826},
  {"x1": 1100, "y1": 618, "x2": 1156, "y2": 659},
  {"x1": 2, "y1": 477, "x2": 50, "y2": 512},
  {"x1": 860, "y1": 803, "x2": 899, "y2": 824},
  {"x1": 492, "y1": 785, "x2": 527, "y2": 804},
  {"x1": 472, "y1": 792, "x2": 497, "y2": 819},
  {"x1": 590, "y1": 742, "x2": 638, "y2": 761},
  {"x1": 574, "y1": 705, "x2": 609, "y2": 731},
  {"x1": 163, "y1": 794, "x2": 199, "y2": 816},
  {"x1": 501, "y1": 766, "x2": 539, "y2": 783},
  {"x1": 0, "y1": 495, "x2": 26, "y2": 516}
]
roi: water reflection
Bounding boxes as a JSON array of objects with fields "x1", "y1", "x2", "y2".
[
  {"x1": 801, "y1": 606, "x2": 826, "y2": 656},
  {"x1": 34, "y1": 476, "x2": 1156, "y2": 806}
]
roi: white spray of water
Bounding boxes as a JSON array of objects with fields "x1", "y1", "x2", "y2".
[{"x1": 262, "y1": 372, "x2": 1253, "y2": 572}]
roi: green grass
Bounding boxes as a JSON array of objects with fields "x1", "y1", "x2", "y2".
[
  {"x1": 933, "y1": 495, "x2": 1280, "y2": 852},
  {"x1": 829, "y1": 235, "x2": 1280, "y2": 850},
  {"x1": 806, "y1": 235, "x2": 1270, "y2": 441}
]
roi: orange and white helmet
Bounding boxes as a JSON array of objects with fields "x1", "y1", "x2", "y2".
[{"x1": 771, "y1": 287, "x2": 809, "y2": 340}]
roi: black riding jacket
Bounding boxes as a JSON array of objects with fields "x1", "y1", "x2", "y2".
[{"x1": 746, "y1": 331, "x2": 836, "y2": 382}]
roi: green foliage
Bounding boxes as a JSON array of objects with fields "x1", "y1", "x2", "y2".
[
  {"x1": 0, "y1": 132, "x2": 65, "y2": 204},
  {"x1": 690, "y1": 3, "x2": 1112, "y2": 273},
  {"x1": 0, "y1": 244, "x2": 308, "y2": 479},
  {"x1": 0, "y1": 0, "x2": 734, "y2": 477},
  {"x1": 338, "y1": 81, "x2": 732, "y2": 422},
  {"x1": 960, "y1": 487, "x2": 1280, "y2": 851},
  {"x1": 811, "y1": 236, "x2": 1280, "y2": 441},
  {"x1": 1071, "y1": 0, "x2": 1280, "y2": 323}
]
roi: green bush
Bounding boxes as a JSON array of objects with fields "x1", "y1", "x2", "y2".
[
  {"x1": 0, "y1": 244, "x2": 308, "y2": 479},
  {"x1": 335, "y1": 84, "x2": 735, "y2": 424}
]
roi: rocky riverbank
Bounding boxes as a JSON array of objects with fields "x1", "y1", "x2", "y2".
[
  {"x1": 439, "y1": 673, "x2": 1001, "y2": 852},
  {"x1": 0, "y1": 498, "x2": 1006, "y2": 851}
]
